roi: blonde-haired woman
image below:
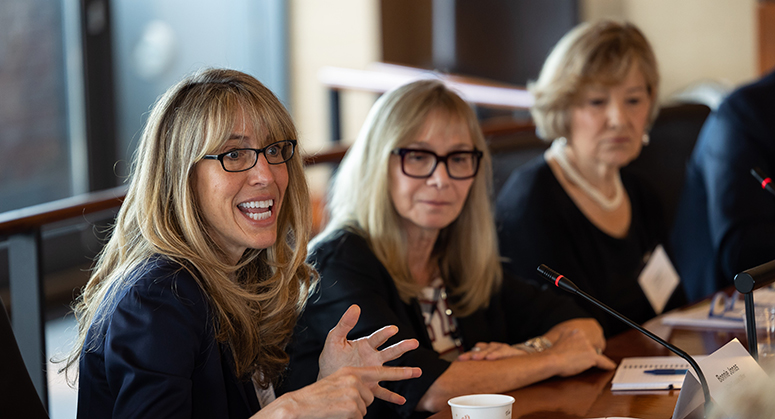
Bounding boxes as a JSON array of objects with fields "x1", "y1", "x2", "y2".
[
  {"x1": 64, "y1": 68, "x2": 421, "y2": 419},
  {"x1": 497, "y1": 20, "x2": 686, "y2": 337},
  {"x1": 279, "y1": 79, "x2": 614, "y2": 418}
]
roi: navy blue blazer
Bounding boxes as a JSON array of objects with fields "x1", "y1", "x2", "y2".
[
  {"x1": 671, "y1": 71, "x2": 775, "y2": 301},
  {"x1": 77, "y1": 257, "x2": 260, "y2": 419}
]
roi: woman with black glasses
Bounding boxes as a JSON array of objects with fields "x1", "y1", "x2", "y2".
[
  {"x1": 63, "y1": 68, "x2": 422, "y2": 419},
  {"x1": 278, "y1": 79, "x2": 614, "y2": 418}
]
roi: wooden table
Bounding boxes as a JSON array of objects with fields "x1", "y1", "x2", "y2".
[{"x1": 428, "y1": 313, "x2": 746, "y2": 419}]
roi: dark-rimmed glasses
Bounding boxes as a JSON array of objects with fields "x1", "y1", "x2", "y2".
[
  {"x1": 202, "y1": 140, "x2": 297, "y2": 172},
  {"x1": 391, "y1": 148, "x2": 483, "y2": 179}
]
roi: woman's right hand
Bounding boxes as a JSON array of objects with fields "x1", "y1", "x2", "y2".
[
  {"x1": 257, "y1": 366, "x2": 420, "y2": 419},
  {"x1": 317, "y1": 305, "x2": 421, "y2": 404},
  {"x1": 543, "y1": 318, "x2": 606, "y2": 353},
  {"x1": 544, "y1": 329, "x2": 616, "y2": 376}
]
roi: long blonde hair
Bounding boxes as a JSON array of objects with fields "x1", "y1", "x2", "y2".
[
  {"x1": 315, "y1": 79, "x2": 501, "y2": 317},
  {"x1": 64, "y1": 68, "x2": 315, "y2": 387}
]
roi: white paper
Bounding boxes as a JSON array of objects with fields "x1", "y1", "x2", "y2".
[
  {"x1": 638, "y1": 245, "x2": 680, "y2": 314},
  {"x1": 661, "y1": 287, "x2": 775, "y2": 329},
  {"x1": 672, "y1": 373, "x2": 704, "y2": 419},
  {"x1": 696, "y1": 338, "x2": 768, "y2": 396},
  {"x1": 661, "y1": 302, "x2": 744, "y2": 330},
  {"x1": 672, "y1": 339, "x2": 770, "y2": 419},
  {"x1": 611, "y1": 356, "x2": 707, "y2": 391}
]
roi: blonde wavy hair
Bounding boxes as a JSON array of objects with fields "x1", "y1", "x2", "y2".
[
  {"x1": 315, "y1": 79, "x2": 501, "y2": 317},
  {"x1": 530, "y1": 20, "x2": 660, "y2": 141},
  {"x1": 63, "y1": 68, "x2": 315, "y2": 387}
]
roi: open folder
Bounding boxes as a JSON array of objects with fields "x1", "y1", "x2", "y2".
[{"x1": 611, "y1": 356, "x2": 708, "y2": 391}]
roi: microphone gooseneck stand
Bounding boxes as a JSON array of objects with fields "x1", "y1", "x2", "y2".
[
  {"x1": 750, "y1": 167, "x2": 775, "y2": 197},
  {"x1": 738, "y1": 168, "x2": 775, "y2": 360},
  {"x1": 734, "y1": 259, "x2": 775, "y2": 361},
  {"x1": 536, "y1": 264, "x2": 713, "y2": 417}
]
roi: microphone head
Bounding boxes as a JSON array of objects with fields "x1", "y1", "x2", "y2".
[
  {"x1": 751, "y1": 167, "x2": 768, "y2": 183},
  {"x1": 536, "y1": 264, "x2": 579, "y2": 293},
  {"x1": 537, "y1": 264, "x2": 560, "y2": 283}
]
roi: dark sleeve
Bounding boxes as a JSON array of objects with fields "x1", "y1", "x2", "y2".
[
  {"x1": 104, "y1": 269, "x2": 211, "y2": 418},
  {"x1": 496, "y1": 162, "x2": 629, "y2": 335},
  {"x1": 499, "y1": 272, "x2": 592, "y2": 340},
  {"x1": 281, "y1": 233, "x2": 449, "y2": 419},
  {"x1": 496, "y1": 164, "x2": 593, "y2": 295},
  {"x1": 458, "y1": 271, "x2": 592, "y2": 346},
  {"x1": 700, "y1": 92, "x2": 775, "y2": 282}
]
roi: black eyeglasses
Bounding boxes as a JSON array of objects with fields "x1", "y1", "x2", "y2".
[
  {"x1": 202, "y1": 140, "x2": 297, "y2": 172},
  {"x1": 391, "y1": 148, "x2": 483, "y2": 179}
]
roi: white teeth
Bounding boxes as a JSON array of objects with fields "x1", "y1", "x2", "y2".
[
  {"x1": 239, "y1": 199, "x2": 273, "y2": 209},
  {"x1": 246, "y1": 210, "x2": 271, "y2": 221},
  {"x1": 238, "y1": 199, "x2": 274, "y2": 221}
]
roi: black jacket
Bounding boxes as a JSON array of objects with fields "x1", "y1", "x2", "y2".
[{"x1": 278, "y1": 229, "x2": 589, "y2": 418}]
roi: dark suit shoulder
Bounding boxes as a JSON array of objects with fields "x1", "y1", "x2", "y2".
[
  {"x1": 716, "y1": 71, "x2": 775, "y2": 142},
  {"x1": 116, "y1": 257, "x2": 209, "y2": 316}
]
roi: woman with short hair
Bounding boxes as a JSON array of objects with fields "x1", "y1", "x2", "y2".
[{"x1": 497, "y1": 20, "x2": 685, "y2": 337}]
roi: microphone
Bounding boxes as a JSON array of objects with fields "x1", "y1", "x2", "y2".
[
  {"x1": 750, "y1": 167, "x2": 775, "y2": 197},
  {"x1": 734, "y1": 259, "x2": 775, "y2": 360},
  {"x1": 536, "y1": 264, "x2": 713, "y2": 416}
]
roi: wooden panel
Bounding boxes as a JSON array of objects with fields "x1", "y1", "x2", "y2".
[
  {"x1": 454, "y1": 0, "x2": 578, "y2": 85},
  {"x1": 380, "y1": 0, "x2": 433, "y2": 68},
  {"x1": 759, "y1": 1, "x2": 775, "y2": 75}
]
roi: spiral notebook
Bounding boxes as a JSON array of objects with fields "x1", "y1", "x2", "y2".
[{"x1": 611, "y1": 356, "x2": 707, "y2": 391}]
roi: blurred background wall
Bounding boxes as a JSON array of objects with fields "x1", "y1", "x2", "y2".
[
  {"x1": 0, "y1": 0, "x2": 762, "y2": 213},
  {"x1": 291, "y1": 0, "x2": 759, "y2": 155}
]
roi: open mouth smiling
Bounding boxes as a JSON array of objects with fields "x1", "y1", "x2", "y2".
[{"x1": 238, "y1": 199, "x2": 273, "y2": 221}]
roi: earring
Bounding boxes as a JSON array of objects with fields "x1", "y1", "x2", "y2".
[{"x1": 642, "y1": 133, "x2": 650, "y2": 146}]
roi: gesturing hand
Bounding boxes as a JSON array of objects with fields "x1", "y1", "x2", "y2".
[
  {"x1": 259, "y1": 366, "x2": 421, "y2": 419},
  {"x1": 317, "y1": 305, "x2": 421, "y2": 404}
]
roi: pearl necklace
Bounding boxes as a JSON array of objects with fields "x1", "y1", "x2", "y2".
[{"x1": 544, "y1": 138, "x2": 624, "y2": 212}]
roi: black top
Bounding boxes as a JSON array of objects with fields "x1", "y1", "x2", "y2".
[
  {"x1": 78, "y1": 257, "x2": 260, "y2": 419},
  {"x1": 277, "y1": 229, "x2": 589, "y2": 419},
  {"x1": 671, "y1": 70, "x2": 775, "y2": 302},
  {"x1": 496, "y1": 158, "x2": 685, "y2": 337}
]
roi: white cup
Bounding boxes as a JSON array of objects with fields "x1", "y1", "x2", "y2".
[{"x1": 448, "y1": 394, "x2": 514, "y2": 419}]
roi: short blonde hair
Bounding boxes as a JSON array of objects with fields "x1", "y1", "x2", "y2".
[
  {"x1": 316, "y1": 79, "x2": 502, "y2": 317},
  {"x1": 66, "y1": 69, "x2": 314, "y2": 386},
  {"x1": 530, "y1": 20, "x2": 660, "y2": 140}
]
